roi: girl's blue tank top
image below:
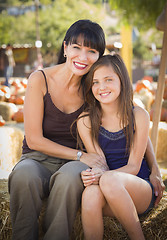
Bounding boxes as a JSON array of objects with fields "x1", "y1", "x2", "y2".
[{"x1": 98, "y1": 126, "x2": 150, "y2": 180}]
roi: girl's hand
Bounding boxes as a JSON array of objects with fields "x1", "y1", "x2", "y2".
[
  {"x1": 149, "y1": 171, "x2": 165, "y2": 206},
  {"x1": 81, "y1": 168, "x2": 105, "y2": 187},
  {"x1": 81, "y1": 168, "x2": 95, "y2": 187},
  {"x1": 91, "y1": 167, "x2": 105, "y2": 185}
]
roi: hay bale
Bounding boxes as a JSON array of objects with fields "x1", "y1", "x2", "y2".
[
  {"x1": 72, "y1": 192, "x2": 167, "y2": 240},
  {"x1": 149, "y1": 121, "x2": 167, "y2": 162},
  {"x1": 0, "y1": 102, "x2": 18, "y2": 121},
  {"x1": 0, "y1": 126, "x2": 24, "y2": 172},
  {"x1": 1, "y1": 178, "x2": 167, "y2": 240}
]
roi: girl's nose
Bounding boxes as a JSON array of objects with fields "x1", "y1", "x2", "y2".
[{"x1": 100, "y1": 82, "x2": 106, "y2": 90}]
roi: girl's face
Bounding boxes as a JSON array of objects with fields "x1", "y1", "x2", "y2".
[
  {"x1": 92, "y1": 65, "x2": 121, "y2": 106},
  {"x1": 64, "y1": 36, "x2": 99, "y2": 76}
]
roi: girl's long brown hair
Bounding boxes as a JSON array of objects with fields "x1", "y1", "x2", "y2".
[{"x1": 82, "y1": 53, "x2": 135, "y2": 152}]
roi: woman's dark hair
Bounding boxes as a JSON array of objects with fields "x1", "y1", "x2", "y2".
[
  {"x1": 84, "y1": 53, "x2": 135, "y2": 152},
  {"x1": 57, "y1": 19, "x2": 106, "y2": 64}
]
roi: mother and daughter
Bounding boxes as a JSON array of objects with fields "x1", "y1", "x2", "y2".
[{"x1": 8, "y1": 19, "x2": 164, "y2": 240}]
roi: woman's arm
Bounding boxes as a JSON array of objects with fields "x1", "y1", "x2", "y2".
[
  {"x1": 145, "y1": 137, "x2": 165, "y2": 206},
  {"x1": 24, "y1": 71, "x2": 106, "y2": 168}
]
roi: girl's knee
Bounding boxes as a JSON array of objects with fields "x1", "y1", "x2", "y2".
[
  {"x1": 100, "y1": 171, "x2": 121, "y2": 194},
  {"x1": 82, "y1": 186, "x2": 103, "y2": 210}
]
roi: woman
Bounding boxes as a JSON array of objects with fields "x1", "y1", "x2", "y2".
[
  {"x1": 77, "y1": 54, "x2": 161, "y2": 239},
  {"x1": 8, "y1": 20, "x2": 164, "y2": 240}
]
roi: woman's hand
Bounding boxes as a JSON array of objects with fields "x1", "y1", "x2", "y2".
[
  {"x1": 149, "y1": 170, "x2": 165, "y2": 206},
  {"x1": 81, "y1": 152, "x2": 109, "y2": 171},
  {"x1": 81, "y1": 167, "x2": 105, "y2": 187}
]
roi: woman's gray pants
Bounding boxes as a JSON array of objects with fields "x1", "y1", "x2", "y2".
[{"x1": 8, "y1": 151, "x2": 88, "y2": 240}]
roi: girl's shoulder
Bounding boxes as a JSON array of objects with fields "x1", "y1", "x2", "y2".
[
  {"x1": 78, "y1": 111, "x2": 91, "y2": 128},
  {"x1": 133, "y1": 106, "x2": 150, "y2": 123}
]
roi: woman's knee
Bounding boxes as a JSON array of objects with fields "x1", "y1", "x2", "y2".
[
  {"x1": 8, "y1": 160, "x2": 45, "y2": 193},
  {"x1": 50, "y1": 161, "x2": 87, "y2": 190}
]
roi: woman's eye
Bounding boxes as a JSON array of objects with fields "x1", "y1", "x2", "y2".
[
  {"x1": 107, "y1": 79, "x2": 112, "y2": 82},
  {"x1": 89, "y1": 50, "x2": 96, "y2": 54},
  {"x1": 92, "y1": 81, "x2": 98, "y2": 85},
  {"x1": 73, "y1": 46, "x2": 80, "y2": 49}
]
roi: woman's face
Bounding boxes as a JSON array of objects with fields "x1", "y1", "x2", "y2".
[
  {"x1": 92, "y1": 65, "x2": 121, "y2": 106},
  {"x1": 64, "y1": 36, "x2": 99, "y2": 76}
]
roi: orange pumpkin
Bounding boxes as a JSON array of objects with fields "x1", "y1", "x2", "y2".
[
  {"x1": 21, "y1": 78, "x2": 28, "y2": 88},
  {"x1": 13, "y1": 108, "x2": 24, "y2": 122},
  {"x1": 135, "y1": 80, "x2": 152, "y2": 93},
  {"x1": 8, "y1": 95, "x2": 16, "y2": 103},
  {"x1": 150, "y1": 107, "x2": 167, "y2": 122},
  {"x1": 163, "y1": 85, "x2": 167, "y2": 100},
  {"x1": 0, "y1": 86, "x2": 10, "y2": 94},
  {"x1": 0, "y1": 115, "x2": 5, "y2": 126},
  {"x1": 15, "y1": 96, "x2": 24, "y2": 105},
  {"x1": 142, "y1": 76, "x2": 153, "y2": 82}
]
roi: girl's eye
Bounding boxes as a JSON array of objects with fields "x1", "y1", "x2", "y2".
[{"x1": 107, "y1": 79, "x2": 112, "y2": 82}]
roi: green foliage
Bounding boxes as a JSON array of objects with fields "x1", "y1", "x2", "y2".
[
  {"x1": 109, "y1": 0, "x2": 166, "y2": 30},
  {"x1": 133, "y1": 37, "x2": 151, "y2": 60},
  {"x1": 0, "y1": 0, "x2": 103, "y2": 55}
]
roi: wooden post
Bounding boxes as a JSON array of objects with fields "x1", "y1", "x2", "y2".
[{"x1": 151, "y1": 4, "x2": 167, "y2": 153}]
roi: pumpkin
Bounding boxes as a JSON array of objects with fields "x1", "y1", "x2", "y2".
[
  {"x1": 0, "y1": 89, "x2": 5, "y2": 102},
  {"x1": 0, "y1": 86, "x2": 10, "y2": 94},
  {"x1": 21, "y1": 78, "x2": 28, "y2": 88},
  {"x1": 163, "y1": 85, "x2": 167, "y2": 100},
  {"x1": 142, "y1": 76, "x2": 153, "y2": 82},
  {"x1": 13, "y1": 108, "x2": 24, "y2": 122},
  {"x1": 15, "y1": 96, "x2": 24, "y2": 105},
  {"x1": 150, "y1": 106, "x2": 167, "y2": 122},
  {"x1": 8, "y1": 95, "x2": 16, "y2": 104},
  {"x1": 0, "y1": 115, "x2": 5, "y2": 126},
  {"x1": 135, "y1": 80, "x2": 152, "y2": 93}
]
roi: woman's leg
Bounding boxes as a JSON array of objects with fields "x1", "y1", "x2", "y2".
[
  {"x1": 82, "y1": 185, "x2": 108, "y2": 240},
  {"x1": 44, "y1": 161, "x2": 88, "y2": 240},
  {"x1": 8, "y1": 159, "x2": 52, "y2": 240},
  {"x1": 99, "y1": 171, "x2": 152, "y2": 240}
]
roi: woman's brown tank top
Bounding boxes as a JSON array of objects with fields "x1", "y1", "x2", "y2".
[{"x1": 22, "y1": 70, "x2": 84, "y2": 154}]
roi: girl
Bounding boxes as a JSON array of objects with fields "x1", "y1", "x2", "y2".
[{"x1": 77, "y1": 54, "x2": 157, "y2": 240}]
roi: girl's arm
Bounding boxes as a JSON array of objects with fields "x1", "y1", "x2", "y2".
[
  {"x1": 145, "y1": 138, "x2": 165, "y2": 205},
  {"x1": 24, "y1": 71, "x2": 106, "y2": 169},
  {"x1": 77, "y1": 113, "x2": 108, "y2": 186}
]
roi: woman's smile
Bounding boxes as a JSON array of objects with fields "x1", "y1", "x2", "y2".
[{"x1": 73, "y1": 61, "x2": 88, "y2": 70}]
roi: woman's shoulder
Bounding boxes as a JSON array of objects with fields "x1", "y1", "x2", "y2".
[{"x1": 27, "y1": 70, "x2": 47, "y2": 92}]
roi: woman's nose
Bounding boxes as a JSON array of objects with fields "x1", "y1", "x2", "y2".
[{"x1": 79, "y1": 50, "x2": 88, "y2": 61}]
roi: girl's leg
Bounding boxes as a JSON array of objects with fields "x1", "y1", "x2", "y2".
[
  {"x1": 82, "y1": 185, "x2": 108, "y2": 240},
  {"x1": 100, "y1": 171, "x2": 152, "y2": 240}
]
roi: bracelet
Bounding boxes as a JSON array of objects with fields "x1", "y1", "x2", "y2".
[{"x1": 77, "y1": 151, "x2": 83, "y2": 161}]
